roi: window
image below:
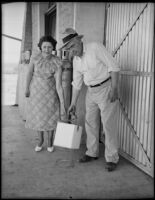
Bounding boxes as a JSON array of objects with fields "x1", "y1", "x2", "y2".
[{"x1": 45, "y1": 4, "x2": 56, "y2": 38}]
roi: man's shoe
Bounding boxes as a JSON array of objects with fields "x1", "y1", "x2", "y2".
[
  {"x1": 105, "y1": 162, "x2": 117, "y2": 171},
  {"x1": 79, "y1": 155, "x2": 98, "y2": 163}
]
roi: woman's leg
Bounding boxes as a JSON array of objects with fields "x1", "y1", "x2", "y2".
[
  {"x1": 47, "y1": 130, "x2": 54, "y2": 147},
  {"x1": 37, "y1": 131, "x2": 44, "y2": 147}
]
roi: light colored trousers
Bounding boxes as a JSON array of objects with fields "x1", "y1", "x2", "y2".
[{"x1": 85, "y1": 80, "x2": 119, "y2": 163}]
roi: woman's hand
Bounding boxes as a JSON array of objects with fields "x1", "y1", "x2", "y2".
[
  {"x1": 60, "y1": 104, "x2": 67, "y2": 121},
  {"x1": 25, "y1": 89, "x2": 30, "y2": 98}
]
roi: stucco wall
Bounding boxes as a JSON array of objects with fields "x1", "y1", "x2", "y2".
[
  {"x1": 56, "y1": 2, "x2": 75, "y2": 49},
  {"x1": 31, "y1": 2, "x2": 48, "y2": 52},
  {"x1": 75, "y1": 3, "x2": 106, "y2": 141},
  {"x1": 56, "y1": 3, "x2": 106, "y2": 143},
  {"x1": 20, "y1": 2, "x2": 106, "y2": 143},
  {"x1": 39, "y1": 2, "x2": 48, "y2": 38},
  {"x1": 75, "y1": 3, "x2": 106, "y2": 44},
  {"x1": 20, "y1": 2, "x2": 32, "y2": 54},
  {"x1": 31, "y1": 3, "x2": 40, "y2": 51}
]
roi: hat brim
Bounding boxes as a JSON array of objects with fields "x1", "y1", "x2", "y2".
[{"x1": 59, "y1": 35, "x2": 83, "y2": 49}]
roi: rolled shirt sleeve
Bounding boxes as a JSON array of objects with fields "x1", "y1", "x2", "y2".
[
  {"x1": 71, "y1": 57, "x2": 83, "y2": 90},
  {"x1": 95, "y1": 43, "x2": 120, "y2": 72}
]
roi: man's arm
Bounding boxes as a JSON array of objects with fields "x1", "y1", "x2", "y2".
[
  {"x1": 68, "y1": 87, "x2": 80, "y2": 116},
  {"x1": 109, "y1": 71, "x2": 119, "y2": 102}
]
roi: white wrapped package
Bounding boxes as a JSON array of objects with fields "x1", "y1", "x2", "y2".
[{"x1": 54, "y1": 121, "x2": 82, "y2": 149}]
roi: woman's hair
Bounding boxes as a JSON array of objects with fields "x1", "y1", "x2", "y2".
[{"x1": 38, "y1": 35, "x2": 57, "y2": 51}]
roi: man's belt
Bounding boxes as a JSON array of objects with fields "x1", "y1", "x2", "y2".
[{"x1": 90, "y1": 77, "x2": 111, "y2": 88}]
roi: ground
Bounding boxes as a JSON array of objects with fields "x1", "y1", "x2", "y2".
[{"x1": 1, "y1": 106, "x2": 154, "y2": 199}]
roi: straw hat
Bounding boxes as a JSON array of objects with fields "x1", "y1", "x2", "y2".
[{"x1": 60, "y1": 28, "x2": 83, "y2": 49}]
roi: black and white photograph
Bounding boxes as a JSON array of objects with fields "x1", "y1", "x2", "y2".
[{"x1": 1, "y1": 2, "x2": 154, "y2": 199}]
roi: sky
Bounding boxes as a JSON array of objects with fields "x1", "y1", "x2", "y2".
[{"x1": 2, "y1": 2, "x2": 26, "y2": 64}]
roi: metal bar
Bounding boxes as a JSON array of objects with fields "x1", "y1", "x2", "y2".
[
  {"x1": 141, "y1": 77, "x2": 147, "y2": 165},
  {"x1": 130, "y1": 4, "x2": 138, "y2": 158},
  {"x1": 112, "y1": 3, "x2": 148, "y2": 56},
  {"x1": 143, "y1": 78, "x2": 151, "y2": 152},
  {"x1": 134, "y1": 3, "x2": 139, "y2": 72},
  {"x1": 147, "y1": 61, "x2": 154, "y2": 159},
  {"x1": 125, "y1": 76, "x2": 129, "y2": 154},
  {"x1": 135, "y1": 5, "x2": 143, "y2": 161},
  {"x1": 115, "y1": 4, "x2": 119, "y2": 50},
  {"x1": 133, "y1": 4, "x2": 141, "y2": 160},
  {"x1": 131, "y1": 76, "x2": 136, "y2": 158},
  {"x1": 142, "y1": 4, "x2": 153, "y2": 162},
  {"x1": 147, "y1": 3, "x2": 154, "y2": 72},
  {"x1": 118, "y1": 102, "x2": 121, "y2": 148},
  {"x1": 117, "y1": 3, "x2": 121, "y2": 48},
  {"x1": 120, "y1": 71, "x2": 154, "y2": 76},
  {"x1": 107, "y1": 3, "x2": 111, "y2": 51},
  {"x1": 120, "y1": 107, "x2": 123, "y2": 149},
  {"x1": 119, "y1": 102, "x2": 151, "y2": 165},
  {"x1": 149, "y1": 75, "x2": 154, "y2": 166},
  {"x1": 134, "y1": 77, "x2": 139, "y2": 161},
  {"x1": 138, "y1": 77, "x2": 143, "y2": 163},
  {"x1": 139, "y1": 5, "x2": 147, "y2": 164},
  {"x1": 128, "y1": 76, "x2": 132, "y2": 155},
  {"x1": 111, "y1": 4, "x2": 115, "y2": 52},
  {"x1": 128, "y1": 6, "x2": 134, "y2": 157},
  {"x1": 108, "y1": 3, "x2": 112, "y2": 51},
  {"x1": 2, "y1": 33, "x2": 22, "y2": 42},
  {"x1": 103, "y1": 3, "x2": 108, "y2": 46},
  {"x1": 127, "y1": 13, "x2": 132, "y2": 154},
  {"x1": 119, "y1": 150, "x2": 153, "y2": 177},
  {"x1": 121, "y1": 77, "x2": 126, "y2": 151}
]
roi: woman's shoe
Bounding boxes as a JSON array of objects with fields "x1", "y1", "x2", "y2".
[
  {"x1": 47, "y1": 146, "x2": 54, "y2": 152},
  {"x1": 35, "y1": 146, "x2": 43, "y2": 152}
]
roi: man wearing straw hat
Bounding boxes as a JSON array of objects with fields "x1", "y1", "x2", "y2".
[{"x1": 60, "y1": 28, "x2": 120, "y2": 172}]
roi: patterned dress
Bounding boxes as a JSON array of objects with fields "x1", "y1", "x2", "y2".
[{"x1": 25, "y1": 52, "x2": 62, "y2": 131}]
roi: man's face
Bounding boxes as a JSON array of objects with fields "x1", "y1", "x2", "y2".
[{"x1": 64, "y1": 38, "x2": 83, "y2": 61}]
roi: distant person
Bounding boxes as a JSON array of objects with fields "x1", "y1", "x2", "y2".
[
  {"x1": 25, "y1": 35, "x2": 67, "y2": 152},
  {"x1": 61, "y1": 28, "x2": 120, "y2": 171}
]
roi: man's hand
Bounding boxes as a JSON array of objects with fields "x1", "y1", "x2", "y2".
[
  {"x1": 68, "y1": 105, "x2": 76, "y2": 121},
  {"x1": 108, "y1": 87, "x2": 118, "y2": 102}
]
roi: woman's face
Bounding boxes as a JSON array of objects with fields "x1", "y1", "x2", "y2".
[{"x1": 41, "y1": 42, "x2": 53, "y2": 56}]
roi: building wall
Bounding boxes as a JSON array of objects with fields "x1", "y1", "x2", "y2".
[
  {"x1": 39, "y1": 2, "x2": 49, "y2": 38},
  {"x1": 31, "y1": 2, "x2": 48, "y2": 52},
  {"x1": 19, "y1": 2, "x2": 106, "y2": 143},
  {"x1": 56, "y1": 2, "x2": 75, "y2": 49},
  {"x1": 74, "y1": 3, "x2": 106, "y2": 141},
  {"x1": 56, "y1": 3, "x2": 106, "y2": 142},
  {"x1": 105, "y1": 3, "x2": 154, "y2": 177},
  {"x1": 75, "y1": 3, "x2": 106, "y2": 44},
  {"x1": 20, "y1": 2, "x2": 32, "y2": 56}
]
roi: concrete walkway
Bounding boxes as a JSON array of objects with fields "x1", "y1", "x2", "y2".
[{"x1": 2, "y1": 106, "x2": 154, "y2": 199}]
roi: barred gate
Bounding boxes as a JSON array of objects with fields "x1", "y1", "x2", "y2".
[{"x1": 105, "y1": 3, "x2": 154, "y2": 177}]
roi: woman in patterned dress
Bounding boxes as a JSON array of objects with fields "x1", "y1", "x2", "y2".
[{"x1": 25, "y1": 36, "x2": 66, "y2": 152}]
